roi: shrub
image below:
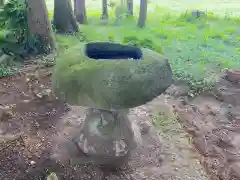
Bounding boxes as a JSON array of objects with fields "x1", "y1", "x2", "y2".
[{"x1": 0, "y1": 0, "x2": 43, "y2": 59}]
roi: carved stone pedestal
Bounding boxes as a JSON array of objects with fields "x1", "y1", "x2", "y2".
[{"x1": 73, "y1": 108, "x2": 142, "y2": 168}]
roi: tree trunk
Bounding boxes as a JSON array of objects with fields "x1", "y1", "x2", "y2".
[
  {"x1": 74, "y1": 0, "x2": 87, "y2": 24},
  {"x1": 0, "y1": 0, "x2": 4, "y2": 6},
  {"x1": 26, "y1": 0, "x2": 56, "y2": 53},
  {"x1": 127, "y1": 0, "x2": 133, "y2": 16},
  {"x1": 137, "y1": 0, "x2": 147, "y2": 28},
  {"x1": 53, "y1": 0, "x2": 78, "y2": 34},
  {"x1": 101, "y1": 0, "x2": 108, "y2": 20}
]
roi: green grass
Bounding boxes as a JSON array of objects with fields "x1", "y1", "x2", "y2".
[{"x1": 53, "y1": 4, "x2": 240, "y2": 94}]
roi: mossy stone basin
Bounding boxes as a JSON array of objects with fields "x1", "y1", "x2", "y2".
[{"x1": 52, "y1": 42, "x2": 172, "y2": 110}]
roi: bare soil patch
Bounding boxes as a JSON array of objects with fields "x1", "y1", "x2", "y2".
[{"x1": 173, "y1": 69, "x2": 240, "y2": 180}]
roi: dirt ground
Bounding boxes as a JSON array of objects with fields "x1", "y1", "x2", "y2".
[
  {"x1": 0, "y1": 66, "x2": 239, "y2": 180},
  {"x1": 173, "y1": 69, "x2": 240, "y2": 180}
]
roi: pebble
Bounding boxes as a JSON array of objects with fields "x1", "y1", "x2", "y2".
[
  {"x1": 23, "y1": 100, "x2": 31, "y2": 103},
  {"x1": 140, "y1": 121, "x2": 151, "y2": 135},
  {"x1": 30, "y1": 161, "x2": 36, "y2": 165},
  {"x1": 0, "y1": 106, "x2": 12, "y2": 121},
  {"x1": 47, "y1": 172, "x2": 58, "y2": 180}
]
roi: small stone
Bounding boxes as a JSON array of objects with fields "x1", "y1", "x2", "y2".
[
  {"x1": 186, "y1": 127, "x2": 197, "y2": 135},
  {"x1": 47, "y1": 172, "x2": 58, "y2": 180},
  {"x1": 23, "y1": 100, "x2": 31, "y2": 103},
  {"x1": 179, "y1": 97, "x2": 188, "y2": 106},
  {"x1": 226, "y1": 69, "x2": 240, "y2": 83},
  {"x1": 140, "y1": 121, "x2": 151, "y2": 135},
  {"x1": 166, "y1": 84, "x2": 189, "y2": 98},
  {"x1": 30, "y1": 160, "x2": 36, "y2": 165},
  {"x1": 0, "y1": 106, "x2": 12, "y2": 121}
]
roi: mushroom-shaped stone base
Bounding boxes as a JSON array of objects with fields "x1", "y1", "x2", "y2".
[
  {"x1": 52, "y1": 42, "x2": 173, "y2": 110},
  {"x1": 52, "y1": 42, "x2": 172, "y2": 168},
  {"x1": 72, "y1": 108, "x2": 141, "y2": 168}
]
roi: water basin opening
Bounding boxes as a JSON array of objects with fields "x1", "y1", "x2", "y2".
[{"x1": 85, "y1": 42, "x2": 143, "y2": 60}]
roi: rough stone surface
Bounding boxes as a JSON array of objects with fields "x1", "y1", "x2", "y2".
[
  {"x1": 0, "y1": 105, "x2": 12, "y2": 122},
  {"x1": 71, "y1": 108, "x2": 142, "y2": 168},
  {"x1": 52, "y1": 44, "x2": 172, "y2": 109}
]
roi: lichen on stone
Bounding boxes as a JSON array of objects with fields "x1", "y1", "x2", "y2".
[{"x1": 52, "y1": 43, "x2": 172, "y2": 109}]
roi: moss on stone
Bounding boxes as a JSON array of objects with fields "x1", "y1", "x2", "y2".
[{"x1": 52, "y1": 43, "x2": 172, "y2": 109}]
